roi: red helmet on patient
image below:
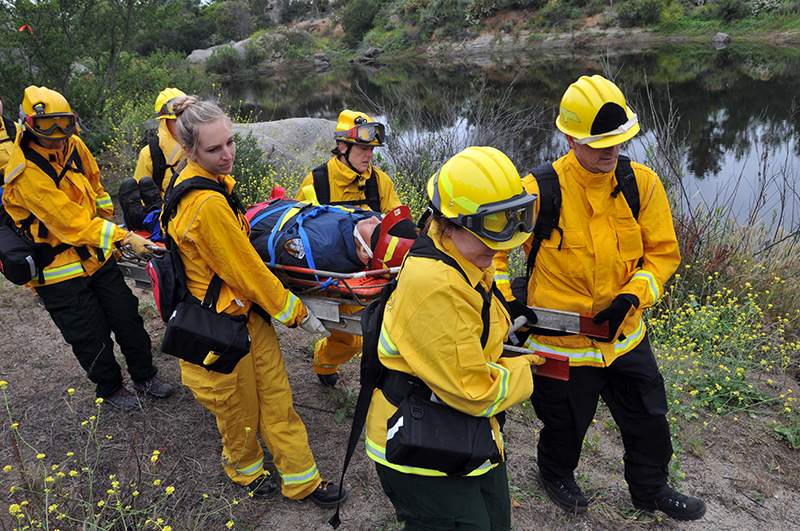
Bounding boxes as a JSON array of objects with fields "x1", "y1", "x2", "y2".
[{"x1": 370, "y1": 206, "x2": 418, "y2": 270}]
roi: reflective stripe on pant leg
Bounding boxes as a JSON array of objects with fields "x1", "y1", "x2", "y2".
[{"x1": 249, "y1": 314, "x2": 321, "y2": 499}]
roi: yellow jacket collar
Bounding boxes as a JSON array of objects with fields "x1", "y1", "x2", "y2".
[
  {"x1": 565, "y1": 150, "x2": 616, "y2": 189},
  {"x1": 182, "y1": 159, "x2": 236, "y2": 194},
  {"x1": 333, "y1": 155, "x2": 370, "y2": 183}
]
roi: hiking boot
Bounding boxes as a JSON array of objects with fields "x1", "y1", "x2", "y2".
[
  {"x1": 537, "y1": 469, "x2": 588, "y2": 514},
  {"x1": 246, "y1": 474, "x2": 278, "y2": 500},
  {"x1": 632, "y1": 487, "x2": 707, "y2": 521},
  {"x1": 133, "y1": 376, "x2": 174, "y2": 398},
  {"x1": 118, "y1": 177, "x2": 146, "y2": 230},
  {"x1": 302, "y1": 481, "x2": 347, "y2": 509},
  {"x1": 317, "y1": 372, "x2": 339, "y2": 388},
  {"x1": 104, "y1": 387, "x2": 141, "y2": 411},
  {"x1": 138, "y1": 176, "x2": 163, "y2": 211}
]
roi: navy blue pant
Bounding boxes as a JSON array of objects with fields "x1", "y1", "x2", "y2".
[
  {"x1": 531, "y1": 334, "x2": 672, "y2": 500},
  {"x1": 36, "y1": 257, "x2": 156, "y2": 398},
  {"x1": 376, "y1": 461, "x2": 511, "y2": 531}
]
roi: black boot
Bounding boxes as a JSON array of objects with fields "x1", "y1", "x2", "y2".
[
  {"x1": 138, "y1": 176, "x2": 163, "y2": 212},
  {"x1": 632, "y1": 487, "x2": 706, "y2": 520},
  {"x1": 119, "y1": 178, "x2": 146, "y2": 230}
]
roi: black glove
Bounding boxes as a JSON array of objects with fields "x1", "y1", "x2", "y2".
[
  {"x1": 507, "y1": 298, "x2": 538, "y2": 327},
  {"x1": 592, "y1": 294, "x2": 639, "y2": 342}
]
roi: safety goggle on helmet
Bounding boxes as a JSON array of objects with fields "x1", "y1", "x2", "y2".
[
  {"x1": 427, "y1": 146, "x2": 537, "y2": 251},
  {"x1": 333, "y1": 109, "x2": 386, "y2": 146},
  {"x1": 20, "y1": 86, "x2": 77, "y2": 140}
]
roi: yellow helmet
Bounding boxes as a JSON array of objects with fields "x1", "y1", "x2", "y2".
[
  {"x1": 20, "y1": 86, "x2": 76, "y2": 140},
  {"x1": 555, "y1": 75, "x2": 639, "y2": 149},
  {"x1": 155, "y1": 87, "x2": 186, "y2": 120},
  {"x1": 333, "y1": 109, "x2": 385, "y2": 146},
  {"x1": 427, "y1": 146, "x2": 537, "y2": 250}
]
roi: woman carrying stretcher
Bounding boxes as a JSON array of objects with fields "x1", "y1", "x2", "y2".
[{"x1": 365, "y1": 146, "x2": 545, "y2": 530}]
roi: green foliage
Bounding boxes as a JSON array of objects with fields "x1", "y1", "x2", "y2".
[
  {"x1": 619, "y1": 0, "x2": 667, "y2": 26},
  {"x1": 281, "y1": 0, "x2": 315, "y2": 23},
  {"x1": 231, "y1": 131, "x2": 276, "y2": 206},
  {"x1": 660, "y1": 0, "x2": 687, "y2": 27},
  {"x1": 469, "y1": 0, "x2": 499, "y2": 19},
  {"x1": 713, "y1": 0, "x2": 752, "y2": 20},
  {"x1": 206, "y1": 46, "x2": 244, "y2": 78},
  {"x1": 418, "y1": 0, "x2": 473, "y2": 38},
  {"x1": 342, "y1": 0, "x2": 382, "y2": 46},
  {"x1": 212, "y1": 0, "x2": 254, "y2": 41},
  {"x1": 134, "y1": 0, "x2": 218, "y2": 56},
  {"x1": 538, "y1": 1, "x2": 582, "y2": 27}
]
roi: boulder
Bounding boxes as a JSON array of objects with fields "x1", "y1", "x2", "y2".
[
  {"x1": 712, "y1": 32, "x2": 732, "y2": 50},
  {"x1": 187, "y1": 38, "x2": 253, "y2": 64},
  {"x1": 231, "y1": 117, "x2": 336, "y2": 179}
]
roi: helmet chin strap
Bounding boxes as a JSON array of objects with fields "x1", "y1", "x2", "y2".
[{"x1": 339, "y1": 143, "x2": 361, "y2": 174}]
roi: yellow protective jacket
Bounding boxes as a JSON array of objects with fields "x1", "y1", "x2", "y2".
[
  {"x1": 295, "y1": 156, "x2": 401, "y2": 213},
  {"x1": 365, "y1": 223, "x2": 538, "y2": 477},
  {"x1": 166, "y1": 159, "x2": 307, "y2": 325},
  {"x1": 0, "y1": 117, "x2": 20, "y2": 178},
  {"x1": 3, "y1": 136, "x2": 126, "y2": 287},
  {"x1": 133, "y1": 120, "x2": 185, "y2": 196},
  {"x1": 494, "y1": 150, "x2": 680, "y2": 367}
]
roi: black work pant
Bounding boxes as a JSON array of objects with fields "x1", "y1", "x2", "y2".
[
  {"x1": 36, "y1": 257, "x2": 156, "y2": 398},
  {"x1": 376, "y1": 461, "x2": 511, "y2": 531},
  {"x1": 531, "y1": 333, "x2": 672, "y2": 500}
]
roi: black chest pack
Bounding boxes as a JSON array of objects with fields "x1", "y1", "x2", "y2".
[
  {"x1": 312, "y1": 163, "x2": 381, "y2": 212},
  {"x1": 0, "y1": 145, "x2": 96, "y2": 285},
  {"x1": 329, "y1": 233, "x2": 504, "y2": 528},
  {"x1": 146, "y1": 175, "x2": 252, "y2": 374}
]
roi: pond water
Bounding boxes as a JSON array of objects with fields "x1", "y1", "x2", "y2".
[{"x1": 225, "y1": 42, "x2": 800, "y2": 230}]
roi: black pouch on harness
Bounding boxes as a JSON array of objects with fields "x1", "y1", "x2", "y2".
[
  {"x1": 160, "y1": 275, "x2": 251, "y2": 374},
  {"x1": 384, "y1": 377, "x2": 501, "y2": 476},
  {"x1": 0, "y1": 223, "x2": 38, "y2": 285}
]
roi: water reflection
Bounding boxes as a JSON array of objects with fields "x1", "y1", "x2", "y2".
[{"x1": 224, "y1": 43, "x2": 800, "y2": 226}]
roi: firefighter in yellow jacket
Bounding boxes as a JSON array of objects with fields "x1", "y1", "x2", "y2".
[
  {"x1": 366, "y1": 147, "x2": 543, "y2": 530},
  {"x1": 120, "y1": 88, "x2": 188, "y2": 231},
  {"x1": 165, "y1": 95, "x2": 346, "y2": 506},
  {"x1": 1, "y1": 97, "x2": 21, "y2": 178},
  {"x1": 495, "y1": 75, "x2": 706, "y2": 520},
  {"x1": 296, "y1": 109, "x2": 402, "y2": 387},
  {"x1": 3, "y1": 86, "x2": 173, "y2": 410}
]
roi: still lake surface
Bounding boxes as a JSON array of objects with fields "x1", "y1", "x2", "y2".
[{"x1": 226, "y1": 42, "x2": 800, "y2": 230}]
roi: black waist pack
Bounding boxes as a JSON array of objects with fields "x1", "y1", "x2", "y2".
[
  {"x1": 385, "y1": 382, "x2": 501, "y2": 476},
  {"x1": 0, "y1": 223, "x2": 37, "y2": 285},
  {"x1": 161, "y1": 275, "x2": 251, "y2": 374}
]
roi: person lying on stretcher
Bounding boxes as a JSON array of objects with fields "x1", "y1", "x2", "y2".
[{"x1": 246, "y1": 196, "x2": 418, "y2": 274}]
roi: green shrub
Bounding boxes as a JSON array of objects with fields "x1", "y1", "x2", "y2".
[
  {"x1": 539, "y1": 1, "x2": 581, "y2": 27},
  {"x1": 660, "y1": 0, "x2": 687, "y2": 27},
  {"x1": 469, "y1": 0, "x2": 499, "y2": 19},
  {"x1": 418, "y1": 0, "x2": 472, "y2": 38},
  {"x1": 712, "y1": 0, "x2": 751, "y2": 20},
  {"x1": 618, "y1": 0, "x2": 666, "y2": 26},
  {"x1": 342, "y1": 0, "x2": 381, "y2": 46},
  {"x1": 205, "y1": 45, "x2": 243, "y2": 77}
]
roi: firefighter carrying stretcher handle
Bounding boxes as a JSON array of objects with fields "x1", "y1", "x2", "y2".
[{"x1": 364, "y1": 146, "x2": 543, "y2": 531}]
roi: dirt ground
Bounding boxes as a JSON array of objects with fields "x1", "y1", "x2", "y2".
[{"x1": 0, "y1": 274, "x2": 799, "y2": 530}]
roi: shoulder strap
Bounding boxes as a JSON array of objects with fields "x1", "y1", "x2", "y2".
[
  {"x1": 611, "y1": 154, "x2": 639, "y2": 220},
  {"x1": 21, "y1": 145, "x2": 84, "y2": 189},
  {"x1": 363, "y1": 167, "x2": 381, "y2": 212},
  {"x1": 161, "y1": 176, "x2": 245, "y2": 239},
  {"x1": 311, "y1": 164, "x2": 331, "y2": 205},
  {"x1": 525, "y1": 163, "x2": 562, "y2": 277},
  {"x1": 148, "y1": 136, "x2": 169, "y2": 189},
  {"x1": 1, "y1": 117, "x2": 17, "y2": 144}
]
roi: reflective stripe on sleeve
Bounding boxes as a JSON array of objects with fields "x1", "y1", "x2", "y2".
[
  {"x1": 632, "y1": 271, "x2": 660, "y2": 301},
  {"x1": 378, "y1": 323, "x2": 401, "y2": 358},
  {"x1": 274, "y1": 293, "x2": 301, "y2": 325},
  {"x1": 99, "y1": 219, "x2": 117, "y2": 253},
  {"x1": 478, "y1": 362, "x2": 509, "y2": 418},
  {"x1": 95, "y1": 194, "x2": 113, "y2": 211},
  {"x1": 493, "y1": 272, "x2": 510, "y2": 287}
]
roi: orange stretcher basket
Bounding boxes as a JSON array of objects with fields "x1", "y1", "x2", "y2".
[{"x1": 269, "y1": 264, "x2": 400, "y2": 306}]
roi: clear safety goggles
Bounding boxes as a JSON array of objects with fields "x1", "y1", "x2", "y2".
[
  {"x1": 336, "y1": 122, "x2": 386, "y2": 144},
  {"x1": 457, "y1": 192, "x2": 537, "y2": 243},
  {"x1": 574, "y1": 115, "x2": 638, "y2": 145},
  {"x1": 353, "y1": 223, "x2": 374, "y2": 259},
  {"x1": 26, "y1": 112, "x2": 76, "y2": 137}
]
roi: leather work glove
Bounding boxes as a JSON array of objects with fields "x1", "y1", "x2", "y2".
[
  {"x1": 122, "y1": 231, "x2": 155, "y2": 255},
  {"x1": 507, "y1": 298, "x2": 538, "y2": 327},
  {"x1": 300, "y1": 310, "x2": 331, "y2": 338},
  {"x1": 592, "y1": 294, "x2": 639, "y2": 343},
  {"x1": 520, "y1": 353, "x2": 546, "y2": 366}
]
